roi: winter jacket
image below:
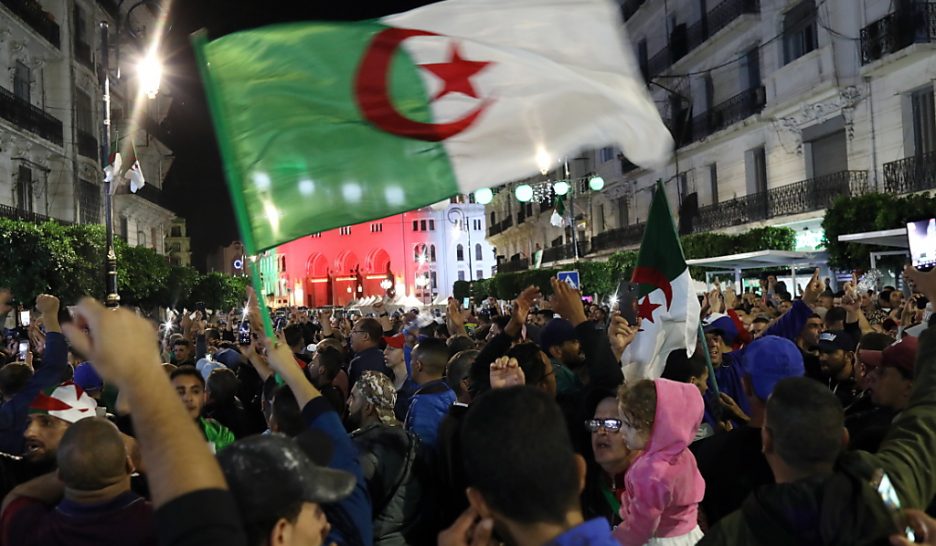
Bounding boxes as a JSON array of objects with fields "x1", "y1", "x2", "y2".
[
  {"x1": 349, "y1": 347, "x2": 393, "y2": 388},
  {"x1": 613, "y1": 379, "x2": 705, "y2": 546},
  {"x1": 352, "y1": 423, "x2": 427, "y2": 546},
  {"x1": 404, "y1": 380, "x2": 455, "y2": 452},
  {"x1": 700, "y1": 324, "x2": 936, "y2": 545}
]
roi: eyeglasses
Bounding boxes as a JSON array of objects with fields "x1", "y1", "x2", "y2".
[{"x1": 584, "y1": 418, "x2": 622, "y2": 433}]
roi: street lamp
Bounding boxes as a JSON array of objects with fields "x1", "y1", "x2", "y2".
[{"x1": 448, "y1": 207, "x2": 473, "y2": 282}]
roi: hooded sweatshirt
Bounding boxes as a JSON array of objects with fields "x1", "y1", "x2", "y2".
[{"x1": 613, "y1": 379, "x2": 705, "y2": 546}]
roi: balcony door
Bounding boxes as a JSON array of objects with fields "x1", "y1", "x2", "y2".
[{"x1": 810, "y1": 130, "x2": 848, "y2": 178}]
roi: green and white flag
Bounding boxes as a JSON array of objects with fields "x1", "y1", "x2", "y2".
[
  {"x1": 621, "y1": 182, "x2": 700, "y2": 382},
  {"x1": 194, "y1": 0, "x2": 672, "y2": 252}
]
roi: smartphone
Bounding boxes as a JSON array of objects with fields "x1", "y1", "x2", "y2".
[
  {"x1": 614, "y1": 281, "x2": 639, "y2": 326},
  {"x1": 238, "y1": 321, "x2": 251, "y2": 345},
  {"x1": 873, "y1": 470, "x2": 917, "y2": 541},
  {"x1": 18, "y1": 310, "x2": 29, "y2": 326},
  {"x1": 906, "y1": 219, "x2": 936, "y2": 271},
  {"x1": 17, "y1": 340, "x2": 28, "y2": 361}
]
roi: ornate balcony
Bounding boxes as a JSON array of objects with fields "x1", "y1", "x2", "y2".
[
  {"x1": 861, "y1": 2, "x2": 936, "y2": 65},
  {"x1": 883, "y1": 152, "x2": 936, "y2": 194},
  {"x1": 487, "y1": 216, "x2": 514, "y2": 238},
  {"x1": 541, "y1": 241, "x2": 591, "y2": 263},
  {"x1": 0, "y1": 85, "x2": 63, "y2": 145},
  {"x1": 690, "y1": 86, "x2": 766, "y2": 143},
  {"x1": 695, "y1": 170, "x2": 869, "y2": 231},
  {"x1": 0, "y1": 203, "x2": 70, "y2": 225},
  {"x1": 591, "y1": 222, "x2": 646, "y2": 252},
  {"x1": 77, "y1": 129, "x2": 98, "y2": 159},
  {"x1": 1, "y1": 0, "x2": 60, "y2": 48},
  {"x1": 497, "y1": 257, "x2": 530, "y2": 274}
]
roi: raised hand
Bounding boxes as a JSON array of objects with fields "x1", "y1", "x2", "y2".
[
  {"x1": 905, "y1": 264, "x2": 936, "y2": 305},
  {"x1": 0, "y1": 289, "x2": 11, "y2": 317},
  {"x1": 801, "y1": 268, "x2": 824, "y2": 308},
  {"x1": 608, "y1": 313, "x2": 640, "y2": 362},
  {"x1": 549, "y1": 277, "x2": 587, "y2": 326},
  {"x1": 490, "y1": 356, "x2": 525, "y2": 389}
]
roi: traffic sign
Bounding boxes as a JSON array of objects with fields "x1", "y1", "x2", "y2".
[{"x1": 557, "y1": 270, "x2": 580, "y2": 290}]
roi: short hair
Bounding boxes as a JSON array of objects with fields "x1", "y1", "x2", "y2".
[
  {"x1": 205, "y1": 328, "x2": 221, "y2": 343},
  {"x1": 858, "y1": 332, "x2": 895, "y2": 352},
  {"x1": 493, "y1": 315, "x2": 511, "y2": 332},
  {"x1": 0, "y1": 363, "x2": 32, "y2": 397},
  {"x1": 461, "y1": 387, "x2": 580, "y2": 524},
  {"x1": 316, "y1": 337, "x2": 344, "y2": 355},
  {"x1": 412, "y1": 338, "x2": 450, "y2": 376},
  {"x1": 315, "y1": 347, "x2": 343, "y2": 381},
  {"x1": 206, "y1": 368, "x2": 239, "y2": 405},
  {"x1": 507, "y1": 342, "x2": 548, "y2": 386},
  {"x1": 753, "y1": 316, "x2": 771, "y2": 325},
  {"x1": 447, "y1": 349, "x2": 478, "y2": 395},
  {"x1": 170, "y1": 366, "x2": 205, "y2": 388},
  {"x1": 447, "y1": 335, "x2": 476, "y2": 357},
  {"x1": 807, "y1": 313, "x2": 823, "y2": 321},
  {"x1": 271, "y1": 385, "x2": 304, "y2": 437},
  {"x1": 535, "y1": 309, "x2": 555, "y2": 320},
  {"x1": 617, "y1": 380, "x2": 657, "y2": 433},
  {"x1": 766, "y1": 377, "x2": 844, "y2": 472},
  {"x1": 57, "y1": 418, "x2": 127, "y2": 491},
  {"x1": 662, "y1": 349, "x2": 707, "y2": 383},
  {"x1": 173, "y1": 338, "x2": 193, "y2": 348},
  {"x1": 284, "y1": 324, "x2": 304, "y2": 348},
  {"x1": 825, "y1": 307, "x2": 847, "y2": 326},
  {"x1": 356, "y1": 318, "x2": 383, "y2": 343},
  {"x1": 880, "y1": 290, "x2": 893, "y2": 305}
]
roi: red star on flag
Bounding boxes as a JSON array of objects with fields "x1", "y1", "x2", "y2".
[
  {"x1": 637, "y1": 296, "x2": 661, "y2": 324},
  {"x1": 420, "y1": 43, "x2": 492, "y2": 101}
]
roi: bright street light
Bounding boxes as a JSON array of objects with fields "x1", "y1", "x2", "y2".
[
  {"x1": 515, "y1": 184, "x2": 534, "y2": 202},
  {"x1": 474, "y1": 187, "x2": 493, "y2": 205},
  {"x1": 553, "y1": 180, "x2": 571, "y2": 196},
  {"x1": 589, "y1": 175, "x2": 605, "y2": 191},
  {"x1": 138, "y1": 46, "x2": 162, "y2": 99}
]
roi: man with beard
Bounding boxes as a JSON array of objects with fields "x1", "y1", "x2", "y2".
[
  {"x1": 817, "y1": 330, "x2": 861, "y2": 411},
  {"x1": 346, "y1": 371, "x2": 428, "y2": 545},
  {"x1": 539, "y1": 318, "x2": 586, "y2": 396}
]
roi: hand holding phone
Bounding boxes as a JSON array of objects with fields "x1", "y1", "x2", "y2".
[
  {"x1": 17, "y1": 340, "x2": 29, "y2": 361},
  {"x1": 614, "y1": 281, "x2": 639, "y2": 327},
  {"x1": 238, "y1": 321, "x2": 252, "y2": 345}
]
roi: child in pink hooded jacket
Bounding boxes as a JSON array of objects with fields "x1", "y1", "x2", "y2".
[{"x1": 613, "y1": 378, "x2": 705, "y2": 546}]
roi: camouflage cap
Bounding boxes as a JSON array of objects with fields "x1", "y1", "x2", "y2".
[{"x1": 356, "y1": 370, "x2": 399, "y2": 426}]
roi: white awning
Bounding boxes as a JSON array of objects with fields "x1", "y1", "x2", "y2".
[
  {"x1": 686, "y1": 250, "x2": 828, "y2": 270},
  {"x1": 837, "y1": 228, "x2": 908, "y2": 249}
]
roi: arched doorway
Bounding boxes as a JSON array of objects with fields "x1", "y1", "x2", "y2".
[
  {"x1": 305, "y1": 253, "x2": 330, "y2": 308},
  {"x1": 334, "y1": 251, "x2": 360, "y2": 306}
]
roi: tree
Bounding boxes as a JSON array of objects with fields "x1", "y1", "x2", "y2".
[{"x1": 189, "y1": 272, "x2": 249, "y2": 312}]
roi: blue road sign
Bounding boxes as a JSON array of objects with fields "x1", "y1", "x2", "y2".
[{"x1": 557, "y1": 270, "x2": 580, "y2": 290}]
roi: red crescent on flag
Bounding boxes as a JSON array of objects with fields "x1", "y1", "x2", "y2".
[
  {"x1": 632, "y1": 266, "x2": 673, "y2": 310},
  {"x1": 354, "y1": 27, "x2": 490, "y2": 142}
]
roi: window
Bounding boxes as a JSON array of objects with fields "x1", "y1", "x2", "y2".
[
  {"x1": 170, "y1": 226, "x2": 182, "y2": 237},
  {"x1": 16, "y1": 166, "x2": 33, "y2": 212},
  {"x1": 475, "y1": 243, "x2": 483, "y2": 261},
  {"x1": 476, "y1": 270, "x2": 484, "y2": 280},
  {"x1": 746, "y1": 146, "x2": 768, "y2": 195},
  {"x1": 617, "y1": 197, "x2": 629, "y2": 228},
  {"x1": 598, "y1": 204, "x2": 606, "y2": 231},
  {"x1": 339, "y1": 226, "x2": 351, "y2": 235},
  {"x1": 412, "y1": 220, "x2": 418, "y2": 231},
  {"x1": 637, "y1": 39, "x2": 649, "y2": 81},
  {"x1": 783, "y1": 0, "x2": 817, "y2": 65},
  {"x1": 911, "y1": 87, "x2": 936, "y2": 156},
  {"x1": 279, "y1": 256, "x2": 287, "y2": 272},
  {"x1": 741, "y1": 48, "x2": 761, "y2": 89},
  {"x1": 420, "y1": 220, "x2": 427, "y2": 231},
  {"x1": 370, "y1": 223, "x2": 383, "y2": 233},
  {"x1": 13, "y1": 62, "x2": 30, "y2": 102},
  {"x1": 430, "y1": 245, "x2": 437, "y2": 262},
  {"x1": 310, "y1": 232, "x2": 322, "y2": 238},
  {"x1": 458, "y1": 270, "x2": 466, "y2": 281},
  {"x1": 429, "y1": 219, "x2": 435, "y2": 231},
  {"x1": 677, "y1": 172, "x2": 689, "y2": 201},
  {"x1": 709, "y1": 164, "x2": 718, "y2": 204},
  {"x1": 473, "y1": 219, "x2": 482, "y2": 231},
  {"x1": 599, "y1": 146, "x2": 615, "y2": 163},
  {"x1": 490, "y1": 211, "x2": 496, "y2": 225},
  {"x1": 431, "y1": 271, "x2": 438, "y2": 289},
  {"x1": 414, "y1": 244, "x2": 426, "y2": 262},
  {"x1": 119, "y1": 216, "x2": 128, "y2": 241},
  {"x1": 137, "y1": 231, "x2": 147, "y2": 247},
  {"x1": 76, "y1": 89, "x2": 94, "y2": 133},
  {"x1": 78, "y1": 179, "x2": 100, "y2": 224},
  {"x1": 525, "y1": 203, "x2": 533, "y2": 217},
  {"x1": 456, "y1": 244, "x2": 465, "y2": 261}
]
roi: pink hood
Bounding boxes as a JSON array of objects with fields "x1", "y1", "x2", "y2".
[{"x1": 614, "y1": 379, "x2": 705, "y2": 546}]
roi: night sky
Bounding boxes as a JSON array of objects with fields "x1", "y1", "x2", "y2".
[{"x1": 160, "y1": 0, "x2": 435, "y2": 269}]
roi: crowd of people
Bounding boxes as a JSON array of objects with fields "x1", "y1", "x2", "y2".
[{"x1": 0, "y1": 264, "x2": 934, "y2": 546}]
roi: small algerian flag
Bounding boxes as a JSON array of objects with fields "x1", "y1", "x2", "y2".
[
  {"x1": 551, "y1": 194, "x2": 566, "y2": 228},
  {"x1": 621, "y1": 182, "x2": 700, "y2": 382},
  {"x1": 123, "y1": 142, "x2": 146, "y2": 193},
  {"x1": 193, "y1": 0, "x2": 673, "y2": 252}
]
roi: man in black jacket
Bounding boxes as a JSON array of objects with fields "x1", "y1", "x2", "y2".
[{"x1": 348, "y1": 319, "x2": 393, "y2": 388}]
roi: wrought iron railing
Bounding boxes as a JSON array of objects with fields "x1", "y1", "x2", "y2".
[
  {"x1": 0, "y1": 203, "x2": 71, "y2": 225},
  {"x1": 77, "y1": 129, "x2": 97, "y2": 159},
  {"x1": 695, "y1": 170, "x2": 869, "y2": 231},
  {"x1": 646, "y1": 47, "x2": 672, "y2": 79},
  {"x1": 690, "y1": 86, "x2": 766, "y2": 142},
  {"x1": 860, "y1": 2, "x2": 936, "y2": 64},
  {"x1": 75, "y1": 40, "x2": 93, "y2": 69},
  {"x1": 591, "y1": 223, "x2": 646, "y2": 252},
  {"x1": 1, "y1": 0, "x2": 60, "y2": 48},
  {"x1": 883, "y1": 152, "x2": 936, "y2": 194},
  {"x1": 487, "y1": 216, "x2": 514, "y2": 238},
  {"x1": 497, "y1": 258, "x2": 530, "y2": 274},
  {"x1": 0, "y1": 85, "x2": 63, "y2": 145},
  {"x1": 541, "y1": 241, "x2": 591, "y2": 263}
]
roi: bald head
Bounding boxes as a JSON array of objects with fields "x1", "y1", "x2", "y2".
[{"x1": 57, "y1": 418, "x2": 129, "y2": 491}]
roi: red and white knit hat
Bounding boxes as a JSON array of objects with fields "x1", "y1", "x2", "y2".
[{"x1": 28, "y1": 381, "x2": 98, "y2": 423}]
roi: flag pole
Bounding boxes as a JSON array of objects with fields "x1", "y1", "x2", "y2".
[{"x1": 192, "y1": 30, "x2": 275, "y2": 339}]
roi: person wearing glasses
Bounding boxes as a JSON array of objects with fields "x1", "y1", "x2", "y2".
[
  {"x1": 348, "y1": 318, "x2": 393, "y2": 389},
  {"x1": 580, "y1": 389, "x2": 639, "y2": 528}
]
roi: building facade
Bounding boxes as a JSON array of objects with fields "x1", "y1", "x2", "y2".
[
  {"x1": 486, "y1": 0, "x2": 936, "y2": 269},
  {"x1": 166, "y1": 216, "x2": 191, "y2": 266},
  {"x1": 253, "y1": 199, "x2": 496, "y2": 308},
  {"x1": 0, "y1": 0, "x2": 175, "y2": 251}
]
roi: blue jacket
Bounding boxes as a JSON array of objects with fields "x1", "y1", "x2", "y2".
[
  {"x1": 404, "y1": 380, "x2": 455, "y2": 451},
  {"x1": 349, "y1": 347, "x2": 392, "y2": 389},
  {"x1": 547, "y1": 518, "x2": 619, "y2": 546},
  {"x1": 302, "y1": 397, "x2": 372, "y2": 546},
  {"x1": 0, "y1": 332, "x2": 69, "y2": 454}
]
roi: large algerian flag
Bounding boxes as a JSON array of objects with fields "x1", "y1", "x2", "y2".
[
  {"x1": 193, "y1": 0, "x2": 673, "y2": 253},
  {"x1": 621, "y1": 182, "x2": 700, "y2": 382}
]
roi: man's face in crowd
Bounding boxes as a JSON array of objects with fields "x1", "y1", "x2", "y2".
[
  {"x1": 818, "y1": 295, "x2": 833, "y2": 310},
  {"x1": 591, "y1": 398, "x2": 633, "y2": 472},
  {"x1": 889, "y1": 291, "x2": 904, "y2": 309},
  {"x1": 778, "y1": 301, "x2": 792, "y2": 315},
  {"x1": 23, "y1": 414, "x2": 69, "y2": 464},
  {"x1": 750, "y1": 321, "x2": 768, "y2": 338},
  {"x1": 383, "y1": 346, "x2": 404, "y2": 369},
  {"x1": 173, "y1": 343, "x2": 194, "y2": 363},
  {"x1": 530, "y1": 313, "x2": 547, "y2": 328},
  {"x1": 172, "y1": 374, "x2": 206, "y2": 419},
  {"x1": 819, "y1": 348, "x2": 850, "y2": 379},
  {"x1": 801, "y1": 318, "x2": 824, "y2": 348},
  {"x1": 690, "y1": 367, "x2": 710, "y2": 397},
  {"x1": 860, "y1": 292, "x2": 873, "y2": 310},
  {"x1": 867, "y1": 366, "x2": 912, "y2": 409},
  {"x1": 345, "y1": 386, "x2": 367, "y2": 430},
  {"x1": 349, "y1": 327, "x2": 370, "y2": 353},
  {"x1": 284, "y1": 502, "x2": 332, "y2": 546},
  {"x1": 705, "y1": 333, "x2": 723, "y2": 366},
  {"x1": 553, "y1": 339, "x2": 584, "y2": 368}
]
